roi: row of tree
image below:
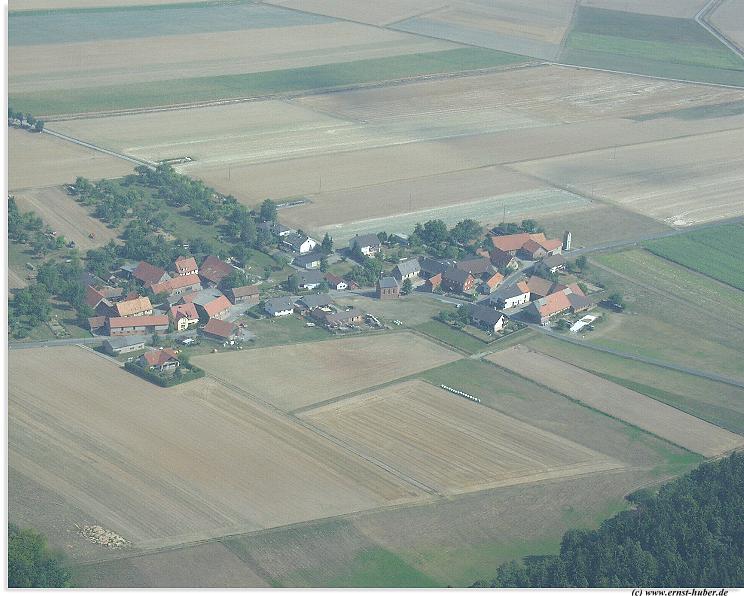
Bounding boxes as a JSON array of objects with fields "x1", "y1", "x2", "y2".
[
  {"x1": 8, "y1": 107, "x2": 44, "y2": 132},
  {"x1": 473, "y1": 452, "x2": 744, "y2": 587}
]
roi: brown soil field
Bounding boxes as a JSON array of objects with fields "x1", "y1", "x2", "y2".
[
  {"x1": 9, "y1": 128, "x2": 131, "y2": 191},
  {"x1": 13, "y1": 187, "x2": 119, "y2": 249},
  {"x1": 710, "y1": 0, "x2": 744, "y2": 51},
  {"x1": 8, "y1": 347, "x2": 424, "y2": 547},
  {"x1": 192, "y1": 332, "x2": 462, "y2": 412},
  {"x1": 582, "y1": 0, "x2": 708, "y2": 18},
  {"x1": 266, "y1": 0, "x2": 447, "y2": 26},
  {"x1": 302, "y1": 380, "x2": 623, "y2": 495},
  {"x1": 489, "y1": 346, "x2": 744, "y2": 457},
  {"x1": 511, "y1": 128, "x2": 744, "y2": 226},
  {"x1": 10, "y1": 23, "x2": 454, "y2": 93}
]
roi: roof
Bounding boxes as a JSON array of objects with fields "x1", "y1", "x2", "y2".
[
  {"x1": 298, "y1": 293, "x2": 333, "y2": 309},
  {"x1": 88, "y1": 316, "x2": 106, "y2": 330},
  {"x1": 455, "y1": 257, "x2": 492, "y2": 275},
  {"x1": 442, "y1": 267, "x2": 473, "y2": 284},
  {"x1": 482, "y1": 271, "x2": 504, "y2": 288},
  {"x1": 378, "y1": 276, "x2": 399, "y2": 289},
  {"x1": 566, "y1": 282, "x2": 586, "y2": 297},
  {"x1": 202, "y1": 295, "x2": 232, "y2": 317},
  {"x1": 324, "y1": 273, "x2": 345, "y2": 285},
  {"x1": 200, "y1": 255, "x2": 233, "y2": 283},
  {"x1": 142, "y1": 348, "x2": 179, "y2": 367},
  {"x1": 541, "y1": 238, "x2": 563, "y2": 252},
  {"x1": 394, "y1": 258, "x2": 421, "y2": 277},
  {"x1": 349, "y1": 233, "x2": 381, "y2": 249},
  {"x1": 85, "y1": 285, "x2": 106, "y2": 308},
  {"x1": 419, "y1": 257, "x2": 455, "y2": 276},
  {"x1": 265, "y1": 296, "x2": 299, "y2": 313},
  {"x1": 469, "y1": 304, "x2": 506, "y2": 325},
  {"x1": 319, "y1": 307, "x2": 365, "y2": 325},
  {"x1": 115, "y1": 296, "x2": 153, "y2": 317},
  {"x1": 182, "y1": 288, "x2": 225, "y2": 306},
  {"x1": 284, "y1": 232, "x2": 313, "y2": 250},
  {"x1": 230, "y1": 285, "x2": 259, "y2": 298},
  {"x1": 108, "y1": 314, "x2": 169, "y2": 328},
  {"x1": 202, "y1": 318, "x2": 237, "y2": 339},
  {"x1": 169, "y1": 302, "x2": 198, "y2": 322},
  {"x1": 526, "y1": 275, "x2": 557, "y2": 298},
  {"x1": 133, "y1": 261, "x2": 168, "y2": 285},
  {"x1": 296, "y1": 269, "x2": 325, "y2": 284},
  {"x1": 541, "y1": 254, "x2": 566, "y2": 268},
  {"x1": 490, "y1": 233, "x2": 531, "y2": 252},
  {"x1": 149, "y1": 274, "x2": 202, "y2": 295},
  {"x1": 521, "y1": 239, "x2": 545, "y2": 255},
  {"x1": 532, "y1": 291, "x2": 572, "y2": 318},
  {"x1": 293, "y1": 253, "x2": 322, "y2": 266},
  {"x1": 174, "y1": 256, "x2": 198, "y2": 274},
  {"x1": 426, "y1": 272, "x2": 442, "y2": 286},
  {"x1": 498, "y1": 280, "x2": 530, "y2": 300},
  {"x1": 567, "y1": 292, "x2": 592, "y2": 311},
  {"x1": 104, "y1": 336, "x2": 147, "y2": 349},
  {"x1": 489, "y1": 247, "x2": 517, "y2": 269}
]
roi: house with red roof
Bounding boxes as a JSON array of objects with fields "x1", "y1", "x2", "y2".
[
  {"x1": 138, "y1": 348, "x2": 180, "y2": 373},
  {"x1": 199, "y1": 255, "x2": 233, "y2": 286},
  {"x1": 169, "y1": 302, "x2": 199, "y2": 331},
  {"x1": 201, "y1": 318, "x2": 238, "y2": 343},
  {"x1": 106, "y1": 314, "x2": 169, "y2": 336},
  {"x1": 174, "y1": 256, "x2": 198, "y2": 276},
  {"x1": 148, "y1": 274, "x2": 202, "y2": 300},
  {"x1": 133, "y1": 261, "x2": 170, "y2": 286}
]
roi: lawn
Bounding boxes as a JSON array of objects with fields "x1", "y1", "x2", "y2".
[
  {"x1": 10, "y1": 47, "x2": 527, "y2": 115},
  {"x1": 414, "y1": 320, "x2": 486, "y2": 354},
  {"x1": 644, "y1": 224, "x2": 744, "y2": 291},
  {"x1": 239, "y1": 315, "x2": 331, "y2": 349},
  {"x1": 523, "y1": 334, "x2": 744, "y2": 436}
]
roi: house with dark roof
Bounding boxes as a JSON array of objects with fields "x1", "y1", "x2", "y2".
[
  {"x1": 293, "y1": 269, "x2": 325, "y2": 290},
  {"x1": 283, "y1": 233, "x2": 318, "y2": 254},
  {"x1": 536, "y1": 254, "x2": 567, "y2": 275},
  {"x1": 227, "y1": 285, "x2": 259, "y2": 306},
  {"x1": 526, "y1": 275, "x2": 566, "y2": 300},
  {"x1": 139, "y1": 348, "x2": 180, "y2": 373},
  {"x1": 490, "y1": 281, "x2": 531, "y2": 309},
  {"x1": 103, "y1": 336, "x2": 146, "y2": 356},
  {"x1": 392, "y1": 258, "x2": 421, "y2": 282},
  {"x1": 468, "y1": 304, "x2": 507, "y2": 333},
  {"x1": 148, "y1": 274, "x2": 202, "y2": 300},
  {"x1": 296, "y1": 293, "x2": 333, "y2": 312},
  {"x1": 174, "y1": 256, "x2": 198, "y2": 276},
  {"x1": 201, "y1": 318, "x2": 238, "y2": 343},
  {"x1": 419, "y1": 257, "x2": 455, "y2": 278},
  {"x1": 441, "y1": 267, "x2": 476, "y2": 294},
  {"x1": 311, "y1": 307, "x2": 365, "y2": 328},
  {"x1": 265, "y1": 296, "x2": 299, "y2": 317},
  {"x1": 349, "y1": 234, "x2": 382, "y2": 256},
  {"x1": 519, "y1": 239, "x2": 548, "y2": 260},
  {"x1": 455, "y1": 257, "x2": 493, "y2": 276},
  {"x1": 489, "y1": 247, "x2": 519, "y2": 272},
  {"x1": 199, "y1": 255, "x2": 233, "y2": 286},
  {"x1": 293, "y1": 253, "x2": 322, "y2": 270},
  {"x1": 133, "y1": 261, "x2": 170, "y2": 286},
  {"x1": 377, "y1": 276, "x2": 400, "y2": 299}
]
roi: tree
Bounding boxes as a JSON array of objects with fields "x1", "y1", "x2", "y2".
[
  {"x1": 221, "y1": 268, "x2": 250, "y2": 291},
  {"x1": 608, "y1": 292, "x2": 625, "y2": 310},
  {"x1": 450, "y1": 219, "x2": 482, "y2": 245},
  {"x1": 34, "y1": 120, "x2": 44, "y2": 133},
  {"x1": 422, "y1": 219, "x2": 448, "y2": 245},
  {"x1": 320, "y1": 257, "x2": 329, "y2": 272},
  {"x1": 521, "y1": 219, "x2": 539, "y2": 233},
  {"x1": 401, "y1": 278, "x2": 413, "y2": 295},
  {"x1": 8, "y1": 525, "x2": 70, "y2": 588},
  {"x1": 259, "y1": 199, "x2": 277, "y2": 222},
  {"x1": 575, "y1": 255, "x2": 588, "y2": 271},
  {"x1": 25, "y1": 113, "x2": 35, "y2": 127},
  {"x1": 377, "y1": 231, "x2": 388, "y2": 243},
  {"x1": 287, "y1": 274, "x2": 299, "y2": 292},
  {"x1": 321, "y1": 233, "x2": 333, "y2": 254}
]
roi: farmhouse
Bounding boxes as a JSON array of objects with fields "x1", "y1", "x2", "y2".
[
  {"x1": 324, "y1": 273, "x2": 347, "y2": 291},
  {"x1": 455, "y1": 257, "x2": 493, "y2": 276},
  {"x1": 377, "y1": 276, "x2": 400, "y2": 299},
  {"x1": 392, "y1": 258, "x2": 421, "y2": 282},
  {"x1": 479, "y1": 271, "x2": 504, "y2": 294},
  {"x1": 536, "y1": 254, "x2": 567, "y2": 275},
  {"x1": 85, "y1": 285, "x2": 113, "y2": 314},
  {"x1": 490, "y1": 281, "x2": 531, "y2": 309},
  {"x1": 87, "y1": 316, "x2": 107, "y2": 334},
  {"x1": 265, "y1": 296, "x2": 298, "y2": 317},
  {"x1": 293, "y1": 269, "x2": 324, "y2": 290},
  {"x1": 139, "y1": 348, "x2": 180, "y2": 373},
  {"x1": 169, "y1": 302, "x2": 199, "y2": 331},
  {"x1": 132, "y1": 261, "x2": 170, "y2": 286},
  {"x1": 526, "y1": 275, "x2": 566, "y2": 300},
  {"x1": 201, "y1": 318, "x2": 238, "y2": 343},
  {"x1": 527, "y1": 285, "x2": 592, "y2": 325},
  {"x1": 489, "y1": 232, "x2": 563, "y2": 259},
  {"x1": 102, "y1": 336, "x2": 146, "y2": 356},
  {"x1": 148, "y1": 274, "x2": 202, "y2": 300},
  {"x1": 114, "y1": 296, "x2": 153, "y2": 318},
  {"x1": 312, "y1": 307, "x2": 365, "y2": 329},
  {"x1": 349, "y1": 233, "x2": 382, "y2": 256},
  {"x1": 174, "y1": 256, "x2": 198, "y2": 276},
  {"x1": 489, "y1": 247, "x2": 519, "y2": 271},
  {"x1": 441, "y1": 268, "x2": 476, "y2": 294},
  {"x1": 226, "y1": 285, "x2": 259, "y2": 306},
  {"x1": 293, "y1": 253, "x2": 322, "y2": 270},
  {"x1": 296, "y1": 293, "x2": 333, "y2": 313},
  {"x1": 283, "y1": 232, "x2": 318, "y2": 254},
  {"x1": 419, "y1": 257, "x2": 456, "y2": 278},
  {"x1": 199, "y1": 255, "x2": 233, "y2": 286},
  {"x1": 183, "y1": 289, "x2": 232, "y2": 321},
  {"x1": 424, "y1": 272, "x2": 442, "y2": 292},
  {"x1": 106, "y1": 314, "x2": 169, "y2": 336},
  {"x1": 469, "y1": 304, "x2": 507, "y2": 333}
]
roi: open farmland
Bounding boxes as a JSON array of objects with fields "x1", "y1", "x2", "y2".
[
  {"x1": 265, "y1": 0, "x2": 447, "y2": 27},
  {"x1": 9, "y1": 347, "x2": 425, "y2": 549},
  {"x1": 710, "y1": 0, "x2": 744, "y2": 53},
  {"x1": 8, "y1": 128, "x2": 131, "y2": 190},
  {"x1": 644, "y1": 224, "x2": 744, "y2": 290},
  {"x1": 489, "y1": 346, "x2": 744, "y2": 457},
  {"x1": 392, "y1": 0, "x2": 576, "y2": 60},
  {"x1": 192, "y1": 332, "x2": 461, "y2": 412},
  {"x1": 511, "y1": 129, "x2": 744, "y2": 226},
  {"x1": 301, "y1": 380, "x2": 622, "y2": 496},
  {"x1": 13, "y1": 187, "x2": 119, "y2": 249},
  {"x1": 581, "y1": 0, "x2": 707, "y2": 18},
  {"x1": 560, "y1": 6, "x2": 744, "y2": 86},
  {"x1": 10, "y1": 0, "x2": 210, "y2": 10}
]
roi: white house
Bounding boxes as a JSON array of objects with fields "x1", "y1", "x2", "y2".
[
  {"x1": 491, "y1": 281, "x2": 531, "y2": 309},
  {"x1": 283, "y1": 233, "x2": 318, "y2": 254},
  {"x1": 349, "y1": 234, "x2": 382, "y2": 256},
  {"x1": 264, "y1": 296, "x2": 298, "y2": 317}
]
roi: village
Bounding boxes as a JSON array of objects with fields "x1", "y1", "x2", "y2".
[{"x1": 78, "y1": 212, "x2": 603, "y2": 385}]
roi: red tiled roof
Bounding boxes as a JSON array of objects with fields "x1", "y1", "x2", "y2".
[
  {"x1": 149, "y1": 274, "x2": 201, "y2": 295},
  {"x1": 174, "y1": 256, "x2": 198, "y2": 274},
  {"x1": 85, "y1": 285, "x2": 106, "y2": 308},
  {"x1": 536, "y1": 291, "x2": 572, "y2": 318},
  {"x1": 107, "y1": 314, "x2": 169, "y2": 328},
  {"x1": 202, "y1": 318, "x2": 236, "y2": 339},
  {"x1": 483, "y1": 272, "x2": 504, "y2": 288},
  {"x1": 133, "y1": 261, "x2": 168, "y2": 285},
  {"x1": 427, "y1": 273, "x2": 442, "y2": 287},
  {"x1": 230, "y1": 284, "x2": 259, "y2": 298},
  {"x1": 540, "y1": 238, "x2": 563, "y2": 252},
  {"x1": 88, "y1": 316, "x2": 106, "y2": 330},
  {"x1": 521, "y1": 239, "x2": 545, "y2": 255},
  {"x1": 490, "y1": 233, "x2": 530, "y2": 252},
  {"x1": 515, "y1": 280, "x2": 531, "y2": 294},
  {"x1": 200, "y1": 255, "x2": 232, "y2": 283},
  {"x1": 142, "y1": 348, "x2": 179, "y2": 367},
  {"x1": 566, "y1": 283, "x2": 586, "y2": 297},
  {"x1": 169, "y1": 302, "x2": 198, "y2": 322},
  {"x1": 203, "y1": 295, "x2": 232, "y2": 317},
  {"x1": 115, "y1": 296, "x2": 153, "y2": 317}
]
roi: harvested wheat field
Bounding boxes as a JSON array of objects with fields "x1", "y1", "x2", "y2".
[
  {"x1": 710, "y1": 0, "x2": 744, "y2": 52},
  {"x1": 301, "y1": 380, "x2": 623, "y2": 495},
  {"x1": 489, "y1": 346, "x2": 744, "y2": 457},
  {"x1": 511, "y1": 128, "x2": 744, "y2": 226},
  {"x1": 13, "y1": 187, "x2": 119, "y2": 249},
  {"x1": 193, "y1": 332, "x2": 461, "y2": 412},
  {"x1": 8, "y1": 347, "x2": 424, "y2": 548},
  {"x1": 8, "y1": 128, "x2": 131, "y2": 191},
  {"x1": 266, "y1": 0, "x2": 447, "y2": 26},
  {"x1": 581, "y1": 0, "x2": 708, "y2": 18},
  {"x1": 10, "y1": 23, "x2": 454, "y2": 94}
]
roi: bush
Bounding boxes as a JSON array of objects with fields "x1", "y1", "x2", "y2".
[{"x1": 124, "y1": 361, "x2": 205, "y2": 387}]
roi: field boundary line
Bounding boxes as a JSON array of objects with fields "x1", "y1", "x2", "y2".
[
  {"x1": 556, "y1": 0, "x2": 581, "y2": 61},
  {"x1": 696, "y1": 0, "x2": 744, "y2": 62},
  {"x1": 532, "y1": 326, "x2": 744, "y2": 390},
  {"x1": 42, "y1": 128, "x2": 154, "y2": 168},
  {"x1": 407, "y1": 327, "x2": 475, "y2": 356},
  {"x1": 644, "y1": 243, "x2": 744, "y2": 294}
]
